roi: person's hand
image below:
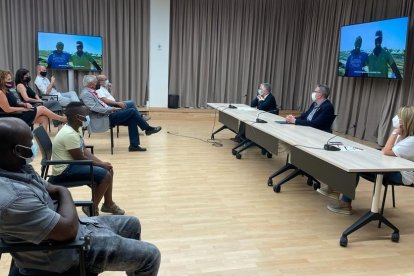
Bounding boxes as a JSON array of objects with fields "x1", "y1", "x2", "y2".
[
  {"x1": 117, "y1": 102, "x2": 126, "y2": 108},
  {"x1": 393, "y1": 127, "x2": 402, "y2": 136},
  {"x1": 112, "y1": 107, "x2": 122, "y2": 112},
  {"x1": 24, "y1": 102, "x2": 33, "y2": 109},
  {"x1": 101, "y1": 161, "x2": 113, "y2": 171},
  {"x1": 257, "y1": 95, "x2": 264, "y2": 101},
  {"x1": 47, "y1": 184, "x2": 66, "y2": 200},
  {"x1": 286, "y1": 114, "x2": 296, "y2": 124},
  {"x1": 51, "y1": 76, "x2": 55, "y2": 84}
]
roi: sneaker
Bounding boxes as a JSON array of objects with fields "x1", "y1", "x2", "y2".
[
  {"x1": 327, "y1": 202, "x2": 352, "y2": 215},
  {"x1": 82, "y1": 206, "x2": 99, "y2": 216},
  {"x1": 129, "y1": 145, "x2": 147, "y2": 152},
  {"x1": 101, "y1": 203, "x2": 125, "y2": 215},
  {"x1": 316, "y1": 186, "x2": 340, "y2": 200}
]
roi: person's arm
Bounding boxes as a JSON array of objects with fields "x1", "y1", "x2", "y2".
[
  {"x1": 35, "y1": 76, "x2": 54, "y2": 95},
  {"x1": 295, "y1": 103, "x2": 335, "y2": 130},
  {"x1": 257, "y1": 94, "x2": 277, "y2": 112},
  {"x1": 92, "y1": 61, "x2": 102, "y2": 72},
  {"x1": 16, "y1": 84, "x2": 42, "y2": 103},
  {"x1": 80, "y1": 90, "x2": 115, "y2": 114},
  {"x1": 101, "y1": 97, "x2": 126, "y2": 108},
  {"x1": 45, "y1": 184, "x2": 79, "y2": 241},
  {"x1": 382, "y1": 128, "x2": 401, "y2": 156},
  {"x1": 390, "y1": 62, "x2": 402, "y2": 79},
  {"x1": 250, "y1": 97, "x2": 259, "y2": 108},
  {"x1": 0, "y1": 91, "x2": 31, "y2": 112}
]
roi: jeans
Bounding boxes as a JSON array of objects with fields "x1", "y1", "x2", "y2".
[
  {"x1": 51, "y1": 91, "x2": 80, "y2": 106},
  {"x1": 109, "y1": 108, "x2": 150, "y2": 147},
  {"x1": 83, "y1": 216, "x2": 161, "y2": 275},
  {"x1": 48, "y1": 164, "x2": 109, "y2": 184},
  {"x1": 341, "y1": 172, "x2": 403, "y2": 203}
]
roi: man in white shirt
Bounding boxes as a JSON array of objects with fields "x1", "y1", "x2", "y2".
[
  {"x1": 96, "y1": 75, "x2": 150, "y2": 121},
  {"x1": 34, "y1": 65, "x2": 80, "y2": 107}
]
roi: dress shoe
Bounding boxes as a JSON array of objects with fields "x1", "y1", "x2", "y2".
[
  {"x1": 145, "y1": 126, "x2": 162, "y2": 136},
  {"x1": 129, "y1": 145, "x2": 147, "y2": 152}
]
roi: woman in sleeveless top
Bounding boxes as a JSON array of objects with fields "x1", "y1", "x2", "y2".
[{"x1": 0, "y1": 70, "x2": 67, "y2": 130}]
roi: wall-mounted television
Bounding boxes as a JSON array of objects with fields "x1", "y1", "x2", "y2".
[
  {"x1": 37, "y1": 32, "x2": 103, "y2": 71},
  {"x1": 338, "y1": 17, "x2": 409, "y2": 79}
]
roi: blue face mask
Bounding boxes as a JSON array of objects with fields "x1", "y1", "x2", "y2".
[{"x1": 14, "y1": 142, "x2": 38, "y2": 165}]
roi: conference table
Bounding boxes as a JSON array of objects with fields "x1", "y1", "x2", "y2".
[{"x1": 208, "y1": 103, "x2": 414, "y2": 247}]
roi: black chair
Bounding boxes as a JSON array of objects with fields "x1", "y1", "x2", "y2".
[
  {"x1": 0, "y1": 200, "x2": 97, "y2": 276},
  {"x1": 32, "y1": 126, "x2": 97, "y2": 215},
  {"x1": 84, "y1": 112, "x2": 119, "y2": 155},
  {"x1": 360, "y1": 173, "x2": 414, "y2": 228}
]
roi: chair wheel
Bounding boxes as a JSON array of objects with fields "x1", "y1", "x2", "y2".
[
  {"x1": 236, "y1": 153, "x2": 242, "y2": 159},
  {"x1": 266, "y1": 153, "x2": 272, "y2": 158},
  {"x1": 232, "y1": 149, "x2": 237, "y2": 155},
  {"x1": 313, "y1": 182, "x2": 320, "y2": 190},
  {"x1": 391, "y1": 232, "x2": 400, "y2": 243},
  {"x1": 273, "y1": 185, "x2": 281, "y2": 193},
  {"x1": 267, "y1": 179, "x2": 273, "y2": 186},
  {"x1": 340, "y1": 235, "x2": 348, "y2": 247}
]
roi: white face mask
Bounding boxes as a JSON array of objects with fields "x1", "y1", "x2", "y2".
[
  {"x1": 257, "y1": 89, "x2": 263, "y2": 96},
  {"x1": 82, "y1": 115, "x2": 91, "y2": 128},
  {"x1": 392, "y1": 115, "x2": 400, "y2": 129},
  {"x1": 105, "y1": 80, "x2": 110, "y2": 87},
  {"x1": 311, "y1": 92, "x2": 318, "y2": 102}
]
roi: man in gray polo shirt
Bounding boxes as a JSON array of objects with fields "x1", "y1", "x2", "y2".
[{"x1": 0, "y1": 117, "x2": 160, "y2": 275}]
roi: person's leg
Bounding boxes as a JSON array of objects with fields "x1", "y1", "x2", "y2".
[
  {"x1": 124, "y1": 100, "x2": 137, "y2": 110},
  {"x1": 110, "y1": 109, "x2": 140, "y2": 148},
  {"x1": 61, "y1": 91, "x2": 80, "y2": 103},
  {"x1": 86, "y1": 216, "x2": 161, "y2": 275},
  {"x1": 33, "y1": 115, "x2": 49, "y2": 130},
  {"x1": 34, "y1": 105, "x2": 67, "y2": 124}
]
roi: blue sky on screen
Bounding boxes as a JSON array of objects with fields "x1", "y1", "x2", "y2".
[
  {"x1": 339, "y1": 17, "x2": 408, "y2": 52},
  {"x1": 38, "y1": 32, "x2": 103, "y2": 55}
]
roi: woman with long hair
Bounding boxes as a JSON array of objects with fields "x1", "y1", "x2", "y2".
[{"x1": 0, "y1": 70, "x2": 66, "y2": 130}]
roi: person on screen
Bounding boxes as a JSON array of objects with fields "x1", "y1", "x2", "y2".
[
  {"x1": 367, "y1": 30, "x2": 402, "y2": 79},
  {"x1": 69, "y1": 41, "x2": 102, "y2": 71},
  {"x1": 344, "y1": 36, "x2": 369, "y2": 77},
  {"x1": 35, "y1": 65, "x2": 80, "y2": 107},
  {"x1": 326, "y1": 106, "x2": 414, "y2": 215},
  {"x1": 285, "y1": 84, "x2": 335, "y2": 132},
  {"x1": 47, "y1": 42, "x2": 71, "y2": 69}
]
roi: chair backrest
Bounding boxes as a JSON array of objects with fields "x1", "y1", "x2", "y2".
[
  {"x1": 8, "y1": 88, "x2": 24, "y2": 102},
  {"x1": 33, "y1": 126, "x2": 53, "y2": 161}
]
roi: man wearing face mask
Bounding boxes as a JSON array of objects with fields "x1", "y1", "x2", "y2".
[
  {"x1": 35, "y1": 65, "x2": 80, "y2": 107},
  {"x1": 250, "y1": 83, "x2": 278, "y2": 112},
  {"x1": 344, "y1": 36, "x2": 369, "y2": 77},
  {"x1": 286, "y1": 84, "x2": 335, "y2": 132},
  {"x1": 95, "y1": 74, "x2": 150, "y2": 121},
  {"x1": 367, "y1": 30, "x2": 402, "y2": 79},
  {"x1": 49, "y1": 102, "x2": 125, "y2": 215},
  {"x1": 0, "y1": 117, "x2": 161, "y2": 275}
]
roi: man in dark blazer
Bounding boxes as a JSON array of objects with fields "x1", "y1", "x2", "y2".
[
  {"x1": 286, "y1": 84, "x2": 335, "y2": 132},
  {"x1": 250, "y1": 83, "x2": 278, "y2": 113}
]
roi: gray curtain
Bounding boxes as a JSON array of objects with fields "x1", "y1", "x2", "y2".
[
  {"x1": 169, "y1": 0, "x2": 414, "y2": 145},
  {"x1": 0, "y1": 0, "x2": 149, "y2": 105}
]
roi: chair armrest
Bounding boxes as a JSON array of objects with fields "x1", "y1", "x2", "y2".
[
  {"x1": 0, "y1": 236, "x2": 90, "y2": 254},
  {"x1": 41, "y1": 159, "x2": 93, "y2": 166},
  {"x1": 42, "y1": 95, "x2": 58, "y2": 101},
  {"x1": 85, "y1": 145, "x2": 94, "y2": 154}
]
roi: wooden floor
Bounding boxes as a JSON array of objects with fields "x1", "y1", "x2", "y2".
[{"x1": 2, "y1": 109, "x2": 414, "y2": 275}]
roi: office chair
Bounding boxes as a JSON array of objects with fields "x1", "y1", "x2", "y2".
[
  {"x1": 269, "y1": 114, "x2": 337, "y2": 193},
  {"x1": 33, "y1": 126, "x2": 97, "y2": 215}
]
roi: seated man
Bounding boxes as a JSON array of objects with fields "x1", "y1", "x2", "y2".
[
  {"x1": 286, "y1": 84, "x2": 335, "y2": 132},
  {"x1": 80, "y1": 75, "x2": 161, "y2": 152},
  {"x1": 96, "y1": 74, "x2": 150, "y2": 121},
  {"x1": 34, "y1": 65, "x2": 80, "y2": 107},
  {"x1": 0, "y1": 117, "x2": 160, "y2": 275},
  {"x1": 49, "y1": 102, "x2": 124, "y2": 215},
  {"x1": 250, "y1": 82, "x2": 278, "y2": 113}
]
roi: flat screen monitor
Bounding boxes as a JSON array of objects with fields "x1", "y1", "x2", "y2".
[
  {"x1": 338, "y1": 17, "x2": 409, "y2": 79},
  {"x1": 37, "y1": 31, "x2": 103, "y2": 71}
]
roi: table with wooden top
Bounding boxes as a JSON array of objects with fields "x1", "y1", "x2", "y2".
[{"x1": 208, "y1": 103, "x2": 414, "y2": 246}]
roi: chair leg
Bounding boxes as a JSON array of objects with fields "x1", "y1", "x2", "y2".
[
  {"x1": 378, "y1": 185, "x2": 389, "y2": 228},
  {"x1": 117, "y1": 125, "x2": 120, "y2": 138},
  {"x1": 391, "y1": 185, "x2": 396, "y2": 208},
  {"x1": 110, "y1": 127, "x2": 114, "y2": 155}
]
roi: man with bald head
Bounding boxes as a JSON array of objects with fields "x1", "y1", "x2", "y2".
[
  {"x1": 35, "y1": 65, "x2": 80, "y2": 106},
  {"x1": 96, "y1": 74, "x2": 150, "y2": 121},
  {"x1": 0, "y1": 117, "x2": 161, "y2": 275}
]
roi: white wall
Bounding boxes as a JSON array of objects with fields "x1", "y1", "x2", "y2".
[{"x1": 149, "y1": 0, "x2": 170, "y2": 107}]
